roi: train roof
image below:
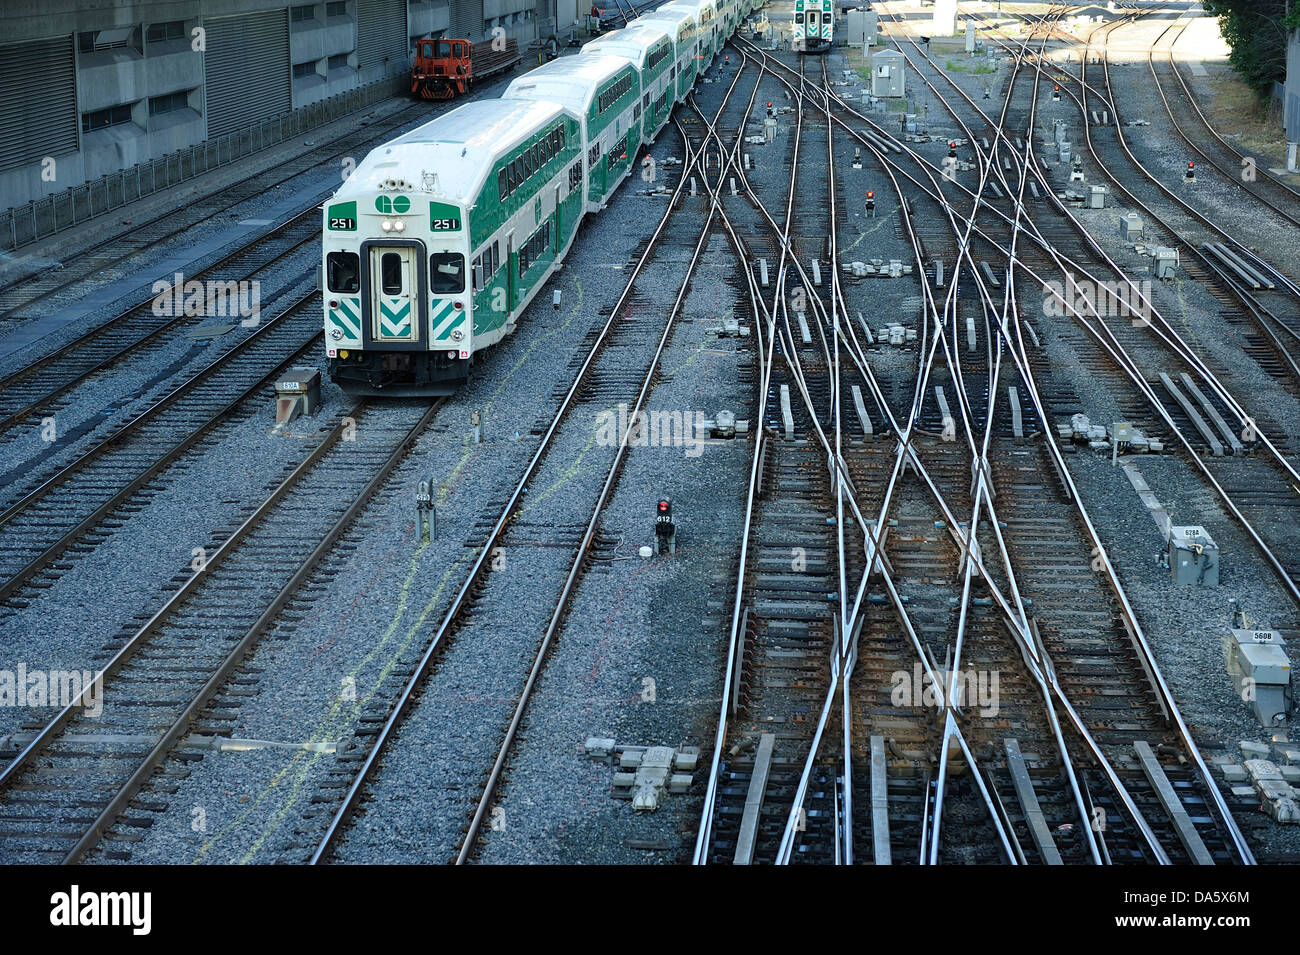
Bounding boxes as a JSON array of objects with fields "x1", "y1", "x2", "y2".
[
  {"x1": 635, "y1": 6, "x2": 696, "y2": 27},
  {"x1": 658, "y1": 0, "x2": 717, "y2": 14},
  {"x1": 581, "y1": 22, "x2": 674, "y2": 59},
  {"x1": 503, "y1": 53, "x2": 634, "y2": 113},
  {"x1": 335, "y1": 98, "x2": 569, "y2": 205}
]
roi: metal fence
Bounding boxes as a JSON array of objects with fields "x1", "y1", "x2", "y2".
[{"x1": 1, "y1": 73, "x2": 408, "y2": 253}]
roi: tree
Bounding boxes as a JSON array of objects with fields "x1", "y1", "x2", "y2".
[{"x1": 1201, "y1": 0, "x2": 1299, "y2": 101}]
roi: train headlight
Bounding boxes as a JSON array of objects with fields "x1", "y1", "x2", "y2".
[
  {"x1": 381, "y1": 219, "x2": 393, "y2": 232},
  {"x1": 446, "y1": 350, "x2": 457, "y2": 359},
  {"x1": 393, "y1": 220, "x2": 405, "y2": 232},
  {"x1": 330, "y1": 328, "x2": 343, "y2": 340},
  {"x1": 339, "y1": 349, "x2": 349, "y2": 359},
  {"x1": 451, "y1": 329, "x2": 464, "y2": 341}
]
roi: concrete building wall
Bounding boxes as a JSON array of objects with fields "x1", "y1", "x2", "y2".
[{"x1": 0, "y1": 0, "x2": 533, "y2": 213}]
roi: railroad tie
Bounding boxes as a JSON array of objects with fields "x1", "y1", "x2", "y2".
[
  {"x1": 870, "y1": 735, "x2": 892, "y2": 866},
  {"x1": 851, "y1": 385, "x2": 873, "y2": 437},
  {"x1": 1004, "y1": 739, "x2": 1064, "y2": 865},
  {"x1": 734, "y1": 733, "x2": 776, "y2": 865},
  {"x1": 1158, "y1": 372, "x2": 1223, "y2": 456},
  {"x1": 1177, "y1": 373, "x2": 1243, "y2": 454},
  {"x1": 1008, "y1": 386, "x2": 1024, "y2": 443},
  {"x1": 779, "y1": 384, "x2": 795, "y2": 441},
  {"x1": 796, "y1": 311, "x2": 812, "y2": 344},
  {"x1": 1134, "y1": 740, "x2": 1214, "y2": 865}
]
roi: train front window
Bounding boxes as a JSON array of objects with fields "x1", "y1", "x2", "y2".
[
  {"x1": 794, "y1": 12, "x2": 803, "y2": 23},
  {"x1": 435, "y1": 40, "x2": 452, "y2": 57},
  {"x1": 327, "y1": 251, "x2": 360, "y2": 292},
  {"x1": 430, "y1": 253, "x2": 466, "y2": 293},
  {"x1": 380, "y1": 253, "x2": 403, "y2": 294}
]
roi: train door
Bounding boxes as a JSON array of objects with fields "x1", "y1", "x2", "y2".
[
  {"x1": 368, "y1": 245, "x2": 420, "y2": 344},
  {"x1": 505, "y1": 232, "x2": 515, "y2": 310},
  {"x1": 554, "y1": 185, "x2": 563, "y2": 251}
]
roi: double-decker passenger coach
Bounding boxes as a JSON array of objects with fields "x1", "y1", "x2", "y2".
[
  {"x1": 322, "y1": 99, "x2": 583, "y2": 395},
  {"x1": 793, "y1": 0, "x2": 834, "y2": 52}
]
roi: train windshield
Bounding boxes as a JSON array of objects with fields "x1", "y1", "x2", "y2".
[
  {"x1": 435, "y1": 39, "x2": 453, "y2": 57},
  {"x1": 430, "y1": 253, "x2": 466, "y2": 293},
  {"x1": 327, "y1": 251, "x2": 360, "y2": 292}
]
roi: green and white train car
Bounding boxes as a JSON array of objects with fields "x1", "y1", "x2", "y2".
[
  {"x1": 580, "y1": 23, "x2": 677, "y2": 145},
  {"x1": 320, "y1": 5, "x2": 752, "y2": 396},
  {"x1": 793, "y1": 0, "x2": 833, "y2": 52},
  {"x1": 322, "y1": 99, "x2": 584, "y2": 394},
  {"x1": 503, "y1": 54, "x2": 642, "y2": 213},
  {"x1": 633, "y1": 6, "x2": 699, "y2": 100},
  {"x1": 658, "y1": 0, "x2": 722, "y2": 69}
]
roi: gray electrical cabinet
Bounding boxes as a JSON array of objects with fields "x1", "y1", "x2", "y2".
[
  {"x1": 1169, "y1": 525, "x2": 1219, "y2": 585},
  {"x1": 871, "y1": 49, "x2": 905, "y2": 98},
  {"x1": 845, "y1": 9, "x2": 878, "y2": 46},
  {"x1": 1226, "y1": 629, "x2": 1293, "y2": 726}
]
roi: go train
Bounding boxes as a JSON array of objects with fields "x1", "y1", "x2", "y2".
[
  {"x1": 792, "y1": 0, "x2": 833, "y2": 53},
  {"x1": 321, "y1": 0, "x2": 760, "y2": 396}
]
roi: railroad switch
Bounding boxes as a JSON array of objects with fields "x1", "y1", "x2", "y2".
[
  {"x1": 1168, "y1": 525, "x2": 1218, "y2": 586},
  {"x1": 1225, "y1": 629, "x2": 1293, "y2": 727},
  {"x1": 654, "y1": 498, "x2": 676, "y2": 555},
  {"x1": 712, "y1": 316, "x2": 750, "y2": 337},
  {"x1": 704, "y1": 410, "x2": 749, "y2": 439},
  {"x1": 273, "y1": 367, "x2": 322, "y2": 428},
  {"x1": 583, "y1": 738, "x2": 700, "y2": 811}
]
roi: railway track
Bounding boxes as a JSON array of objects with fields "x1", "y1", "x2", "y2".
[
  {"x1": 0, "y1": 212, "x2": 320, "y2": 442},
  {"x1": 0, "y1": 290, "x2": 322, "y2": 607},
  {"x1": 297, "y1": 60, "x2": 767, "y2": 865},
  {"x1": 0, "y1": 399, "x2": 439, "y2": 863},
  {"x1": 698, "y1": 5, "x2": 1259, "y2": 863}
]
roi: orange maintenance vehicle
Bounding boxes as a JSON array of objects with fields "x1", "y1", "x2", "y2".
[{"x1": 411, "y1": 37, "x2": 522, "y2": 100}]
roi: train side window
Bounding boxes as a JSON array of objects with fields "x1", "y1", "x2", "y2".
[
  {"x1": 471, "y1": 258, "x2": 484, "y2": 292},
  {"x1": 492, "y1": 241, "x2": 500, "y2": 273},
  {"x1": 326, "y1": 251, "x2": 360, "y2": 292},
  {"x1": 430, "y1": 253, "x2": 465, "y2": 294},
  {"x1": 380, "y1": 253, "x2": 403, "y2": 294},
  {"x1": 498, "y1": 168, "x2": 507, "y2": 202},
  {"x1": 533, "y1": 143, "x2": 541, "y2": 168}
]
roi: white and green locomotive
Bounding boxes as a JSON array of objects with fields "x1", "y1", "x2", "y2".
[
  {"x1": 793, "y1": 0, "x2": 833, "y2": 52},
  {"x1": 322, "y1": 99, "x2": 584, "y2": 394},
  {"x1": 320, "y1": 2, "x2": 748, "y2": 396}
]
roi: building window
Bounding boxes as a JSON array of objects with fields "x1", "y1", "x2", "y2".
[
  {"x1": 328, "y1": 52, "x2": 350, "y2": 70},
  {"x1": 77, "y1": 29, "x2": 136, "y2": 54},
  {"x1": 148, "y1": 90, "x2": 191, "y2": 115},
  {"x1": 81, "y1": 104, "x2": 134, "y2": 133},
  {"x1": 290, "y1": 4, "x2": 316, "y2": 23},
  {"x1": 326, "y1": 1, "x2": 348, "y2": 15},
  {"x1": 145, "y1": 20, "x2": 185, "y2": 43},
  {"x1": 293, "y1": 60, "x2": 319, "y2": 79}
]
